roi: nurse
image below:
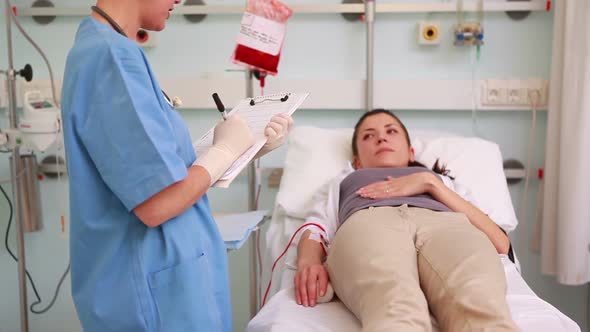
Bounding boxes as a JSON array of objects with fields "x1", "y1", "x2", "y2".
[{"x1": 60, "y1": 1, "x2": 293, "y2": 331}]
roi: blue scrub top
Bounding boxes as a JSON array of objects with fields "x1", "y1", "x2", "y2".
[{"x1": 61, "y1": 17, "x2": 231, "y2": 332}]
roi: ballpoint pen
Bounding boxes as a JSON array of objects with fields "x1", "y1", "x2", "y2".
[{"x1": 212, "y1": 93, "x2": 228, "y2": 120}]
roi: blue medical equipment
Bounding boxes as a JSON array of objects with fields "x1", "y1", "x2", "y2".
[{"x1": 216, "y1": 210, "x2": 268, "y2": 250}]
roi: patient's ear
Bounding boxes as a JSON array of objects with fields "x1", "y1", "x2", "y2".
[
  {"x1": 409, "y1": 146, "x2": 416, "y2": 163},
  {"x1": 352, "y1": 157, "x2": 361, "y2": 169}
]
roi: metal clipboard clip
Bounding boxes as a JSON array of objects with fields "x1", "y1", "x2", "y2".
[{"x1": 249, "y1": 93, "x2": 290, "y2": 106}]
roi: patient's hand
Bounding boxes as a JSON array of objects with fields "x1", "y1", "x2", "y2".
[
  {"x1": 294, "y1": 262, "x2": 329, "y2": 307},
  {"x1": 357, "y1": 172, "x2": 437, "y2": 199}
]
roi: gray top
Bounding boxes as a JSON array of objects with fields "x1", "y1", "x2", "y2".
[{"x1": 338, "y1": 167, "x2": 451, "y2": 225}]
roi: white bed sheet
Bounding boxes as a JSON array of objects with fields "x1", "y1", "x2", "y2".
[{"x1": 247, "y1": 256, "x2": 580, "y2": 332}]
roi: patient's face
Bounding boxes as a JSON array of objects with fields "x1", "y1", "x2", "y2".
[{"x1": 353, "y1": 113, "x2": 415, "y2": 169}]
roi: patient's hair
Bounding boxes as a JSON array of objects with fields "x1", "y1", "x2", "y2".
[{"x1": 351, "y1": 109, "x2": 453, "y2": 178}]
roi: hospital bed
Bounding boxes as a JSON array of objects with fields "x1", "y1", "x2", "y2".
[{"x1": 247, "y1": 126, "x2": 581, "y2": 332}]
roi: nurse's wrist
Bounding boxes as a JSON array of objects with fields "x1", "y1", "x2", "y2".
[
  {"x1": 191, "y1": 164, "x2": 212, "y2": 185},
  {"x1": 193, "y1": 146, "x2": 233, "y2": 185}
]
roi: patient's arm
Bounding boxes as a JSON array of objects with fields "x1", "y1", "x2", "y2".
[
  {"x1": 295, "y1": 230, "x2": 329, "y2": 307},
  {"x1": 425, "y1": 174, "x2": 511, "y2": 255},
  {"x1": 357, "y1": 172, "x2": 510, "y2": 254}
]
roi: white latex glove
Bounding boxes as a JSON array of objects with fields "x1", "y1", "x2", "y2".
[
  {"x1": 254, "y1": 113, "x2": 294, "y2": 159},
  {"x1": 194, "y1": 114, "x2": 254, "y2": 185}
]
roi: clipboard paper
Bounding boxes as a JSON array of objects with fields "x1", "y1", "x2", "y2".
[{"x1": 193, "y1": 92, "x2": 309, "y2": 188}]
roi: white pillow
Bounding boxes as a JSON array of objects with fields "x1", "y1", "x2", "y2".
[{"x1": 276, "y1": 126, "x2": 518, "y2": 232}]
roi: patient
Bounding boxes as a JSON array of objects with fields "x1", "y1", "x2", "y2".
[{"x1": 294, "y1": 109, "x2": 520, "y2": 332}]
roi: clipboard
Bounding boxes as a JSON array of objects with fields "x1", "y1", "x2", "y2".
[{"x1": 193, "y1": 92, "x2": 310, "y2": 188}]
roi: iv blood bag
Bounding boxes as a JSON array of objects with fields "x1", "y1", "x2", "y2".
[{"x1": 231, "y1": 0, "x2": 293, "y2": 75}]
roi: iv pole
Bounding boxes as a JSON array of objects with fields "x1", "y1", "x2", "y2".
[
  {"x1": 245, "y1": 69, "x2": 259, "y2": 319},
  {"x1": 3, "y1": 1, "x2": 30, "y2": 331}
]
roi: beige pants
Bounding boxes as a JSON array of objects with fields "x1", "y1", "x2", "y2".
[{"x1": 326, "y1": 206, "x2": 519, "y2": 332}]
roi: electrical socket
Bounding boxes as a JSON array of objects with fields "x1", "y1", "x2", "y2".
[
  {"x1": 485, "y1": 88, "x2": 504, "y2": 105},
  {"x1": 506, "y1": 88, "x2": 524, "y2": 104},
  {"x1": 525, "y1": 79, "x2": 548, "y2": 107},
  {"x1": 481, "y1": 80, "x2": 506, "y2": 105},
  {"x1": 482, "y1": 79, "x2": 548, "y2": 107},
  {"x1": 526, "y1": 88, "x2": 543, "y2": 106}
]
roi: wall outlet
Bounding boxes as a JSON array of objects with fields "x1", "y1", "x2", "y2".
[
  {"x1": 506, "y1": 87, "x2": 524, "y2": 104},
  {"x1": 525, "y1": 79, "x2": 549, "y2": 107},
  {"x1": 481, "y1": 80, "x2": 506, "y2": 105},
  {"x1": 485, "y1": 87, "x2": 505, "y2": 105},
  {"x1": 482, "y1": 79, "x2": 548, "y2": 107}
]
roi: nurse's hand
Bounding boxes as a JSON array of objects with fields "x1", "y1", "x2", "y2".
[
  {"x1": 194, "y1": 114, "x2": 254, "y2": 184},
  {"x1": 254, "y1": 113, "x2": 294, "y2": 159},
  {"x1": 295, "y1": 262, "x2": 330, "y2": 307}
]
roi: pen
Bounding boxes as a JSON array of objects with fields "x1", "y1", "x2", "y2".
[{"x1": 212, "y1": 93, "x2": 228, "y2": 120}]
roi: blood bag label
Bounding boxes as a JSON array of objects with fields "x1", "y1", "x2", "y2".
[{"x1": 237, "y1": 12, "x2": 286, "y2": 56}]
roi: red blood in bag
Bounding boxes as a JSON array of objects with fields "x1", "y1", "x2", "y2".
[
  {"x1": 232, "y1": 0, "x2": 292, "y2": 75},
  {"x1": 234, "y1": 44, "x2": 281, "y2": 75}
]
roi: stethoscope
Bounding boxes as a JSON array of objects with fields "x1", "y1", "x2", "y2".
[{"x1": 91, "y1": 6, "x2": 181, "y2": 109}]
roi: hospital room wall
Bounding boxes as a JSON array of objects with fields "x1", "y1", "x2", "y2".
[{"x1": 0, "y1": 1, "x2": 587, "y2": 332}]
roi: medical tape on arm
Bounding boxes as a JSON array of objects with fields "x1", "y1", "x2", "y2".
[
  {"x1": 303, "y1": 225, "x2": 328, "y2": 256},
  {"x1": 286, "y1": 227, "x2": 328, "y2": 270},
  {"x1": 308, "y1": 232, "x2": 322, "y2": 242}
]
